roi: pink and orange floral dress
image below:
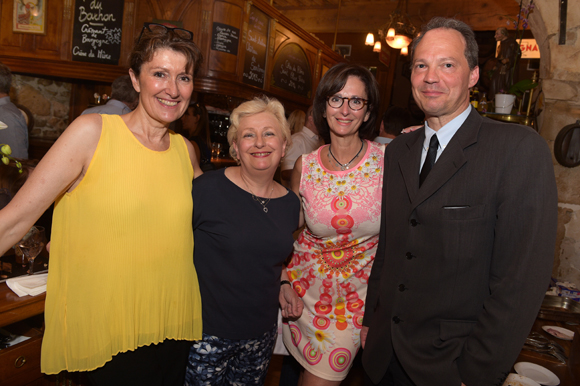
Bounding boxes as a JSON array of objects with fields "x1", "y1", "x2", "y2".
[{"x1": 283, "y1": 140, "x2": 384, "y2": 381}]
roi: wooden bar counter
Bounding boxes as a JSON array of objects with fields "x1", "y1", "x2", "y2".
[
  {"x1": 512, "y1": 312, "x2": 580, "y2": 385},
  {"x1": 0, "y1": 283, "x2": 45, "y2": 328},
  {"x1": 0, "y1": 282, "x2": 46, "y2": 386}
]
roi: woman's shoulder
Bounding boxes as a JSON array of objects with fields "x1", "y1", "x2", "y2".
[
  {"x1": 194, "y1": 168, "x2": 225, "y2": 185},
  {"x1": 367, "y1": 139, "x2": 386, "y2": 154}
]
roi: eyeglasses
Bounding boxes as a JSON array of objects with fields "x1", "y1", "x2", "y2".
[
  {"x1": 326, "y1": 96, "x2": 368, "y2": 111},
  {"x1": 137, "y1": 23, "x2": 194, "y2": 43}
]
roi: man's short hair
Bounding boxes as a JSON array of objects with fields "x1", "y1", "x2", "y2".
[
  {"x1": 497, "y1": 27, "x2": 509, "y2": 38},
  {"x1": 0, "y1": 63, "x2": 13, "y2": 94},
  {"x1": 410, "y1": 17, "x2": 479, "y2": 70},
  {"x1": 381, "y1": 106, "x2": 414, "y2": 137},
  {"x1": 110, "y1": 75, "x2": 139, "y2": 105}
]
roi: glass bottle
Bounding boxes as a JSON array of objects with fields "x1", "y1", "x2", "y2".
[
  {"x1": 470, "y1": 87, "x2": 479, "y2": 109},
  {"x1": 478, "y1": 93, "x2": 488, "y2": 113}
]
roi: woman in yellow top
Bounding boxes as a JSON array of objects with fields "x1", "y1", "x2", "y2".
[{"x1": 0, "y1": 24, "x2": 203, "y2": 386}]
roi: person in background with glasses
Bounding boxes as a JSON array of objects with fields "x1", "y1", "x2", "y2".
[
  {"x1": 0, "y1": 23, "x2": 204, "y2": 386},
  {"x1": 282, "y1": 63, "x2": 384, "y2": 386}
]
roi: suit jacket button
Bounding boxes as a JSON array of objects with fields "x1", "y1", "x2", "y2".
[
  {"x1": 398, "y1": 284, "x2": 406, "y2": 292},
  {"x1": 392, "y1": 316, "x2": 401, "y2": 324},
  {"x1": 410, "y1": 219, "x2": 418, "y2": 226},
  {"x1": 405, "y1": 252, "x2": 414, "y2": 260}
]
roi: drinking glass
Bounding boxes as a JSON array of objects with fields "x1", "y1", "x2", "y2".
[{"x1": 18, "y1": 226, "x2": 46, "y2": 275}]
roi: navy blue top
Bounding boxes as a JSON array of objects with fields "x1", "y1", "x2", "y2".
[{"x1": 192, "y1": 169, "x2": 300, "y2": 339}]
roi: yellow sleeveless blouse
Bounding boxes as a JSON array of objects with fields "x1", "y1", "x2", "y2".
[{"x1": 41, "y1": 115, "x2": 202, "y2": 374}]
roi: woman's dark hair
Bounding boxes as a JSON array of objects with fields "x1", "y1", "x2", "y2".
[
  {"x1": 176, "y1": 102, "x2": 210, "y2": 144},
  {"x1": 313, "y1": 63, "x2": 380, "y2": 144},
  {"x1": 130, "y1": 27, "x2": 203, "y2": 78}
]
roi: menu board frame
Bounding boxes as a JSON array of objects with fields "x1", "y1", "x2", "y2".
[
  {"x1": 71, "y1": 0, "x2": 124, "y2": 65},
  {"x1": 242, "y1": 6, "x2": 270, "y2": 89},
  {"x1": 271, "y1": 42, "x2": 312, "y2": 99},
  {"x1": 211, "y1": 22, "x2": 240, "y2": 55}
]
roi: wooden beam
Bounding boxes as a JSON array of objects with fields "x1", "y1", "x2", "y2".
[{"x1": 278, "y1": 0, "x2": 521, "y2": 33}]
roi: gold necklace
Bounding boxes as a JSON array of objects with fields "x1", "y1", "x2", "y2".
[
  {"x1": 328, "y1": 139, "x2": 364, "y2": 171},
  {"x1": 240, "y1": 172, "x2": 274, "y2": 213}
]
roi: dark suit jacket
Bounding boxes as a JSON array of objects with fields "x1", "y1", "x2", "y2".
[{"x1": 362, "y1": 109, "x2": 557, "y2": 386}]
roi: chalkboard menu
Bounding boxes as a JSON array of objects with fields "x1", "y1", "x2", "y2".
[
  {"x1": 211, "y1": 23, "x2": 239, "y2": 55},
  {"x1": 71, "y1": 0, "x2": 124, "y2": 65},
  {"x1": 242, "y1": 6, "x2": 269, "y2": 89},
  {"x1": 271, "y1": 43, "x2": 312, "y2": 98}
]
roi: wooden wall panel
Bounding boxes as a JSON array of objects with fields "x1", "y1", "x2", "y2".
[
  {"x1": 206, "y1": 0, "x2": 243, "y2": 78},
  {"x1": 0, "y1": 0, "x2": 67, "y2": 60}
]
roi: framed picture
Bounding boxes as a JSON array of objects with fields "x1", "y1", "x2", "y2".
[
  {"x1": 13, "y1": 0, "x2": 47, "y2": 34},
  {"x1": 335, "y1": 44, "x2": 352, "y2": 58}
]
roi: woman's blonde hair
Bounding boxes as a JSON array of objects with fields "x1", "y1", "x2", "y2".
[{"x1": 227, "y1": 96, "x2": 292, "y2": 161}]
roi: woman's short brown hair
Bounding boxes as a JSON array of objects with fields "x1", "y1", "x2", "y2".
[
  {"x1": 130, "y1": 27, "x2": 203, "y2": 78},
  {"x1": 313, "y1": 63, "x2": 380, "y2": 144}
]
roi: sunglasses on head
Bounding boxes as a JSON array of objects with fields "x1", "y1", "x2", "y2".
[{"x1": 137, "y1": 22, "x2": 194, "y2": 43}]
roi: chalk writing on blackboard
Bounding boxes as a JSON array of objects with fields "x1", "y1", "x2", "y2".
[
  {"x1": 242, "y1": 6, "x2": 269, "y2": 89},
  {"x1": 72, "y1": 0, "x2": 124, "y2": 65},
  {"x1": 271, "y1": 43, "x2": 312, "y2": 98},
  {"x1": 211, "y1": 23, "x2": 240, "y2": 55}
]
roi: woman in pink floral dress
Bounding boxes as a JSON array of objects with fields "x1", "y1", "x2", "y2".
[{"x1": 283, "y1": 63, "x2": 383, "y2": 385}]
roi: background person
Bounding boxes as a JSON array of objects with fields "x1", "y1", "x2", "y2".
[
  {"x1": 283, "y1": 63, "x2": 383, "y2": 386},
  {"x1": 373, "y1": 106, "x2": 414, "y2": 145},
  {"x1": 186, "y1": 96, "x2": 303, "y2": 385},
  {"x1": 173, "y1": 101, "x2": 213, "y2": 170},
  {"x1": 0, "y1": 62, "x2": 28, "y2": 159},
  {"x1": 280, "y1": 106, "x2": 322, "y2": 188},
  {"x1": 0, "y1": 23, "x2": 204, "y2": 386},
  {"x1": 288, "y1": 109, "x2": 306, "y2": 135},
  {"x1": 361, "y1": 17, "x2": 557, "y2": 386},
  {"x1": 81, "y1": 74, "x2": 139, "y2": 116}
]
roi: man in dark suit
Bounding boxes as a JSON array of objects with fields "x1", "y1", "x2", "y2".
[{"x1": 361, "y1": 17, "x2": 557, "y2": 386}]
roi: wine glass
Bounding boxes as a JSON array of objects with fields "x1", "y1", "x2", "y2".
[{"x1": 18, "y1": 226, "x2": 46, "y2": 275}]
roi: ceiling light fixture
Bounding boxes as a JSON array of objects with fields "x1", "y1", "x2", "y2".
[
  {"x1": 378, "y1": 0, "x2": 417, "y2": 50},
  {"x1": 365, "y1": 32, "x2": 375, "y2": 46}
]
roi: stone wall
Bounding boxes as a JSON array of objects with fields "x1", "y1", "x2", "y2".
[
  {"x1": 9, "y1": 75, "x2": 72, "y2": 139},
  {"x1": 532, "y1": 0, "x2": 580, "y2": 285}
]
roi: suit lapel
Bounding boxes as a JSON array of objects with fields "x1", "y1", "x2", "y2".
[
  {"x1": 411, "y1": 109, "x2": 482, "y2": 211},
  {"x1": 398, "y1": 129, "x2": 425, "y2": 204}
]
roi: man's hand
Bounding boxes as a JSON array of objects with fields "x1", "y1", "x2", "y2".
[
  {"x1": 401, "y1": 125, "x2": 423, "y2": 134},
  {"x1": 361, "y1": 326, "x2": 369, "y2": 349},
  {"x1": 279, "y1": 284, "x2": 304, "y2": 319}
]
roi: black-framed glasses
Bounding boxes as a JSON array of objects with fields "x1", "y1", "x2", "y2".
[
  {"x1": 326, "y1": 96, "x2": 368, "y2": 111},
  {"x1": 137, "y1": 23, "x2": 194, "y2": 43}
]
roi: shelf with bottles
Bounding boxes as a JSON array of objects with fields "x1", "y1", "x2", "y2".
[{"x1": 208, "y1": 109, "x2": 232, "y2": 161}]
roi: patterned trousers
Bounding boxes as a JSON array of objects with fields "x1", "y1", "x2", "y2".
[{"x1": 185, "y1": 324, "x2": 277, "y2": 386}]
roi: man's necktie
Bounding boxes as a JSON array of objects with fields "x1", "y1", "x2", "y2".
[{"x1": 419, "y1": 134, "x2": 439, "y2": 187}]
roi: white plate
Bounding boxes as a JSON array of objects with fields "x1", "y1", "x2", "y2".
[
  {"x1": 514, "y1": 362, "x2": 560, "y2": 386},
  {"x1": 503, "y1": 373, "x2": 542, "y2": 386},
  {"x1": 542, "y1": 325, "x2": 575, "y2": 341}
]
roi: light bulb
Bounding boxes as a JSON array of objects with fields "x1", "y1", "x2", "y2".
[{"x1": 365, "y1": 33, "x2": 375, "y2": 46}]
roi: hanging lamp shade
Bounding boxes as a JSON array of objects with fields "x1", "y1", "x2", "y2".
[
  {"x1": 373, "y1": 41, "x2": 382, "y2": 52},
  {"x1": 365, "y1": 32, "x2": 375, "y2": 46},
  {"x1": 378, "y1": 0, "x2": 417, "y2": 50},
  {"x1": 401, "y1": 46, "x2": 409, "y2": 55}
]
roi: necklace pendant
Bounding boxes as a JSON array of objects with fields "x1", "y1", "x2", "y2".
[
  {"x1": 263, "y1": 207, "x2": 268, "y2": 213},
  {"x1": 341, "y1": 165, "x2": 347, "y2": 171}
]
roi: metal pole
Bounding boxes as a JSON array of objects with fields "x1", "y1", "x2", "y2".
[{"x1": 333, "y1": 0, "x2": 342, "y2": 51}]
